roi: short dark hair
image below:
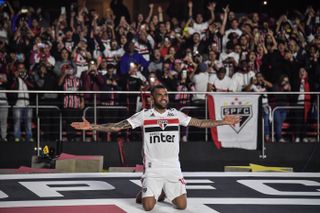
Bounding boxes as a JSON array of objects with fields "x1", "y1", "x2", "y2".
[{"x1": 150, "y1": 85, "x2": 167, "y2": 96}]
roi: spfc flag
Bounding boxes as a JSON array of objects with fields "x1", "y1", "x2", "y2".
[{"x1": 208, "y1": 94, "x2": 261, "y2": 150}]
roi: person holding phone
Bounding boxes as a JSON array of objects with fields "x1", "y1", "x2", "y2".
[{"x1": 58, "y1": 63, "x2": 84, "y2": 142}]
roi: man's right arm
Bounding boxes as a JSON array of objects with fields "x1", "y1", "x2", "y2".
[
  {"x1": 91, "y1": 120, "x2": 132, "y2": 132},
  {"x1": 71, "y1": 118, "x2": 132, "y2": 132}
]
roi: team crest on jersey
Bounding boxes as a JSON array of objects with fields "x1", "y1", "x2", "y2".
[
  {"x1": 157, "y1": 119, "x2": 168, "y2": 130},
  {"x1": 221, "y1": 103, "x2": 252, "y2": 134}
]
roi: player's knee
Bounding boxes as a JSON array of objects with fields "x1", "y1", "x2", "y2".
[
  {"x1": 173, "y1": 195, "x2": 187, "y2": 210},
  {"x1": 143, "y1": 197, "x2": 156, "y2": 211},
  {"x1": 143, "y1": 202, "x2": 155, "y2": 211},
  {"x1": 175, "y1": 200, "x2": 187, "y2": 210}
]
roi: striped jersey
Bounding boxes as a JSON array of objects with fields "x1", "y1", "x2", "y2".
[{"x1": 127, "y1": 108, "x2": 191, "y2": 169}]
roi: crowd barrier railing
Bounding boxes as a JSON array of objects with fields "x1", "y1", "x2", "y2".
[{"x1": 1, "y1": 90, "x2": 319, "y2": 158}]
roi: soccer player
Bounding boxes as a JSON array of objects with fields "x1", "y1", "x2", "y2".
[{"x1": 71, "y1": 85, "x2": 240, "y2": 211}]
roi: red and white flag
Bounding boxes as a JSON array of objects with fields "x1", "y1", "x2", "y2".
[{"x1": 208, "y1": 94, "x2": 260, "y2": 150}]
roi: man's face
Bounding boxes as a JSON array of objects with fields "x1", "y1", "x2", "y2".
[
  {"x1": 196, "y1": 14, "x2": 203, "y2": 23},
  {"x1": 217, "y1": 71, "x2": 225, "y2": 80},
  {"x1": 17, "y1": 64, "x2": 25, "y2": 73},
  {"x1": 256, "y1": 73, "x2": 264, "y2": 83},
  {"x1": 152, "y1": 88, "x2": 169, "y2": 110}
]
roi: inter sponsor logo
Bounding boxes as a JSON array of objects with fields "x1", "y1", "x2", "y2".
[{"x1": 149, "y1": 132, "x2": 175, "y2": 143}]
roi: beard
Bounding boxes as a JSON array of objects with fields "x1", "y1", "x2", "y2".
[{"x1": 153, "y1": 101, "x2": 167, "y2": 110}]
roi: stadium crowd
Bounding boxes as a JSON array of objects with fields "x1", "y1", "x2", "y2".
[{"x1": 0, "y1": 0, "x2": 319, "y2": 143}]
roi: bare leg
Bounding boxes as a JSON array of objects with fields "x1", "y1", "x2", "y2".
[
  {"x1": 172, "y1": 194, "x2": 187, "y2": 210},
  {"x1": 142, "y1": 196, "x2": 156, "y2": 211}
]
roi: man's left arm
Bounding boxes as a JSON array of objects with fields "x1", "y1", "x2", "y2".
[{"x1": 188, "y1": 115, "x2": 240, "y2": 128}]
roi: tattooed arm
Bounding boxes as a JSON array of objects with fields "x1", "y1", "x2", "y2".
[
  {"x1": 92, "y1": 120, "x2": 132, "y2": 132},
  {"x1": 71, "y1": 118, "x2": 132, "y2": 132},
  {"x1": 188, "y1": 115, "x2": 240, "y2": 128}
]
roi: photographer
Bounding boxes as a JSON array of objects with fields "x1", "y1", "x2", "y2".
[
  {"x1": 8, "y1": 62, "x2": 35, "y2": 143},
  {"x1": 13, "y1": 16, "x2": 34, "y2": 53},
  {"x1": 80, "y1": 59, "x2": 105, "y2": 105}
]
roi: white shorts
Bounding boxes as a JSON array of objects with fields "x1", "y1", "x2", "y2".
[{"x1": 141, "y1": 171, "x2": 187, "y2": 202}]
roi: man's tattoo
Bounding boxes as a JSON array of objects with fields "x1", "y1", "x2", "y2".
[
  {"x1": 113, "y1": 120, "x2": 132, "y2": 129},
  {"x1": 92, "y1": 120, "x2": 132, "y2": 132},
  {"x1": 188, "y1": 118, "x2": 224, "y2": 128}
]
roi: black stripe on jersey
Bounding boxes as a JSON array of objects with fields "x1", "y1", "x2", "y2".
[{"x1": 144, "y1": 126, "x2": 179, "y2": 132}]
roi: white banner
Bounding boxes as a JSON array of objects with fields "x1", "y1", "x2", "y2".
[{"x1": 208, "y1": 94, "x2": 260, "y2": 150}]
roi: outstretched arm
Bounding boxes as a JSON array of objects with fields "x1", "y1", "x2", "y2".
[
  {"x1": 71, "y1": 117, "x2": 132, "y2": 132},
  {"x1": 188, "y1": 115, "x2": 240, "y2": 128}
]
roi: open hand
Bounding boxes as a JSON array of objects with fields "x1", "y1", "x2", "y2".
[
  {"x1": 223, "y1": 115, "x2": 241, "y2": 125},
  {"x1": 71, "y1": 117, "x2": 93, "y2": 130}
]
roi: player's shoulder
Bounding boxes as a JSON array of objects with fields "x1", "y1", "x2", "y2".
[{"x1": 142, "y1": 108, "x2": 155, "y2": 117}]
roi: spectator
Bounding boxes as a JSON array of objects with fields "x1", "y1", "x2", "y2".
[
  {"x1": 119, "y1": 41, "x2": 148, "y2": 77},
  {"x1": 219, "y1": 42, "x2": 239, "y2": 77},
  {"x1": 208, "y1": 67, "x2": 233, "y2": 92},
  {"x1": 102, "y1": 63, "x2": 120, "y2": 106},
  {"x1": 291, "y1": 67, "x2": 311, "y2": 143},
  {"x1": 187, "y1": 1, "x2": 216, "y2": 39},
  {"x1": 160, "y1": 62, "x2": 178, "y2": 92},
  {"x1": 134, "y1": 30, "x2": 154, "y2": 61},
  {"x1": 148, "y1": 48, "x2": 163, "y2": 76},
  {"x1": 8, "y1": 62, "x2": 35, "y2": 143},
  {"x1": 190, "y1": 62, "x2": 210, "y2": 103},
  {"x1": 271, "y1": 74, "x2": 291, "y2": 143},
  {"x1": 244, "y1": 72, "x2": 273, "y2": 142},
  {"x1": 72, "y1": 38, "x2": 91, "y2": 78},
  {"x1": 223, "y1": 18, "x2": 242, "y2": 51},
  {"x1": 231, "y1": 60, "x2": 255, "y2": 92},
  {"x1": 54, "y1": 48, "x2": 74, "y2": 77},
  {"x1": 81, "y1": 59, "x2": 106, "y2": 105},
  {"x1": 33, "y1": 62, "x2": 59, "y2": 142},
  {"x1": 32, "y1": 41, "x2": 55, "y2": 67},
  {"x1": 58, "y1": 63, "x2": 84, "y2": 142},
  {"x1": 0, "y1": 71, "x2": 8, "y2": 142}
]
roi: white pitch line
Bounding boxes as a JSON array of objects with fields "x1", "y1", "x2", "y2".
[{"x1": 1, "y1": 172, "x2": 320, "y2": 180}]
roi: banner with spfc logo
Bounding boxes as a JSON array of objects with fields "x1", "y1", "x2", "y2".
[{"x1": 207, "y1": 94, "x2": 261, "y2": 150}]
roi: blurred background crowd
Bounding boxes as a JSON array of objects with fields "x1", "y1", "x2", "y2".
[{"x1": 0, "y1": 0, "x2": 319, "y2": 143}]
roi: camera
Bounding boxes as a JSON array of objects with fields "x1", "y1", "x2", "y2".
[
  {"x1": 129, "y1": 62, "x2": 135, "y2": 68},
  {"x1": 89, "y1": 60, "x2": 96, "y2": 65},
  {"x1": 182, "y1": 70, "x2": 187, "y2": 79},
  {"x1": 21, "y1": 8, "x2": 28, "y2": 14},
  {"x1": 38, "y1": 43, "x2": 45, "y2": 49},
  {"x1": 149, "y1": 76, "x2": 155, "y2": 83}
]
